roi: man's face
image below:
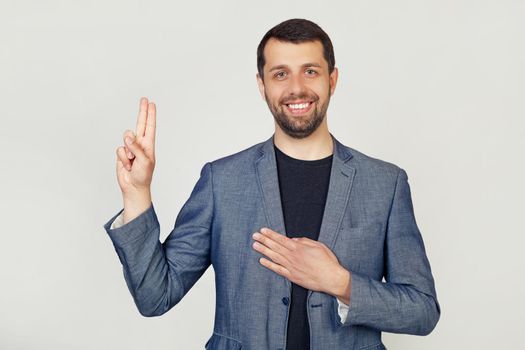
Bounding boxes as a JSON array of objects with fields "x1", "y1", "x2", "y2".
[{"x1": 256, "y1": 38, "x2": 338, "y2": 139}]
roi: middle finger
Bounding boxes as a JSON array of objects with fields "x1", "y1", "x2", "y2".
[
  {"x1": 252, "y1": 241, "x2": 289, "y2": 267},
  {"x1": 252, "y1": 232, "x2": 290, "y2": 257}
]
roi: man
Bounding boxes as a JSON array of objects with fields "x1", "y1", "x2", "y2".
[{"x1": 104, "y1": 18, "x2": 440, "y2": 350}]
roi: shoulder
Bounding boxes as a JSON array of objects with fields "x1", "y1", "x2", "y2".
[
  {"x1": 350, "y1": 146, "x2": 401, "y2": 173},
  {"x1": 338, "y1": 141, "x2": 406, "y2": 186},
  {"x1": 205, "y1": 139, "x2": 267, "y2": 176}
]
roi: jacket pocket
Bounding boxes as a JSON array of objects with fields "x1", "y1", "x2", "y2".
[
  {"x1": 335, "y1": 221, "x2": 385, "y2": 272},
  {"x1": 339, "y1": 221, "x2": 384, "y2": 239},
  {"x1": 204, "y1": 332, "x2": 242, "y2": 350},
  {"x1": 359, "y1": 342, "x2": 387, "y2": 350}
]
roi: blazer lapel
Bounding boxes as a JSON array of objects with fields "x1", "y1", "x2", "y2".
[
  {"x1": 317, "y1": 133, "x2": 355, "y2": 249},
  {"x1": 254, "y1": 134, "x2": 288, "y2": 238}
]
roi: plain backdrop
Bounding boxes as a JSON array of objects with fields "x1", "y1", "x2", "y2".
[{"x1": 1, "y1": 0, "x2": 523, "y2": 349}]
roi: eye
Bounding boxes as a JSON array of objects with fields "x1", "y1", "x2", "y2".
[
  {"x1": 274, "y1": 71, "x2": 287, "y2": 79},
  {"x1": 305, "y1": 68, "x2": 318, "y2": 76}
]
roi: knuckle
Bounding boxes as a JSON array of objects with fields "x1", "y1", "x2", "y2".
[
  {"x1": 118, "y1": 152, "x2": 127, "y2": 163},
  {"x1": 123, "y1": 129, "x2": 135, "y2": 141}
]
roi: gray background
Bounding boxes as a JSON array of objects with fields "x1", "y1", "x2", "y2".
[{"x1": 1, "y1": 0, "x2": 523, "y2": 349}]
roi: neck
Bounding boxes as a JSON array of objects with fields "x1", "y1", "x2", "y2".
[{"x1": 273, "y1": 119, "x2": 333, "y2": 161}]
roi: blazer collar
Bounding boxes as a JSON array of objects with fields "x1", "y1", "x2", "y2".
[{"x1": 257, "y1": 132, "x2": 354, "y2": 165}]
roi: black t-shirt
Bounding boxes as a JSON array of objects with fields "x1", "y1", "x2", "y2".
[{"x1": 274, "y1": 143, "x2": 333, "y2": 350}]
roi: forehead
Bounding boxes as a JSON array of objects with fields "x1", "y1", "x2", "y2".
[{"x1": 263, "y1": 38, "x2": 327, "y2": 70}]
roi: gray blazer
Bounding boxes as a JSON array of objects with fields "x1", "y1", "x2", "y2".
[{"x1": 103, "y1": 133, "x2": 440, "y2": 350}]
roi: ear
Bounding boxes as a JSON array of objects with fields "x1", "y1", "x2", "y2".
[
  {"x1": 329, "y1": 67, "x2": 339, "y2": 96},
  {"x1": 256, "y1": 73, "x2": 266, "y2": 101}
]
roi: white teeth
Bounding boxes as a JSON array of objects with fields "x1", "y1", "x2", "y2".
[{"x1": 288, "y1": 102, "x2": 310, "y2": 109}]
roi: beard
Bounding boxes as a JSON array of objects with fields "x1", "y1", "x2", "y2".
[{"x1": 264, "y1": 87, "x2": 331, "y2": 139}]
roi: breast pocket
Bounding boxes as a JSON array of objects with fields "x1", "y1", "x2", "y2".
[{"x1": 333, "y1": 221, "x2": 385, "y2": 273}]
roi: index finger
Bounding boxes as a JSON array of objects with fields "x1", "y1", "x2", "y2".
[
  {"x1": 260, "y1": 227, "x2": 297, "y2": 251},
  {"x1": 135, "y1": 97, "x2": 148, "y2": 140}
]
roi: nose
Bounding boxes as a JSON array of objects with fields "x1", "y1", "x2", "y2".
[{"x1": 287, "y1": 73, "x2": 307, "y2": 97}]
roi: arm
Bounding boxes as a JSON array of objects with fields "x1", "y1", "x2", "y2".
[
  {"x1": 333, "y1": 168, "x2": 441, "y2": 335},
  {"x1": 103, "y1": 162, "x2": 214, "y2": 317}
]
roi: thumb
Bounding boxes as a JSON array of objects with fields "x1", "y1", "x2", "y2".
[{"x1": 125, "y1": 135, "x2": 147, "y2": 160}]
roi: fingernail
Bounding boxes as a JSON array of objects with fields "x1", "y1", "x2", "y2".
[{"x1": 126, "y1": 136, "x2": 134, "y2": 145}]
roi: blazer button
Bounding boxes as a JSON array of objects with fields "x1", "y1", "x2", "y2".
[{"x1": 282, "y1": 297, "x2": 289, "y2": 305}]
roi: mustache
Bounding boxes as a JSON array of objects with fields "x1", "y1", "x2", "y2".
[{"x1": 281, "y1": 94, "x2": 319, "y2": 105}]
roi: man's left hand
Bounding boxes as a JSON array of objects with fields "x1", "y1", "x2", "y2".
[{"x1": 251, "y1": 227, "x2": 351, "y2": 305}]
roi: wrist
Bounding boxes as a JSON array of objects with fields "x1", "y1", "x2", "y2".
[
  {"x1": 122, "y1": 190, "x2": 152, "y2": 224},
  {"x1": 331, "y1": 266, "x2": 351, "y2": 305},
  {"x1": 123, "y1": 188, "x2": 151, "y2": 203}
]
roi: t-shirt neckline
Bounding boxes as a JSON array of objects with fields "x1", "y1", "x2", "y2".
[{"x1": 274, "y1": 144, "x2": 333, "y2": 167}]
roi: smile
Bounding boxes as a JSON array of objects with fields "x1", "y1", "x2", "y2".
[{"x1": 284, "y1": 101, "x2": 314, "y2": 115}]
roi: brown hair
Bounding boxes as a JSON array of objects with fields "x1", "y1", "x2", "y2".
[{"x1": 257, "y1": 18, "x2": 336, "y2": 80}]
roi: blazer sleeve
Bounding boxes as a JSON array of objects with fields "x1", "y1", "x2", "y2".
[
  {"x1": 103, "y1": 162, "x2": 214, "y2": 317},
  {"x1": 334, "y1": 168, "x2": 441, "y2": 335}
]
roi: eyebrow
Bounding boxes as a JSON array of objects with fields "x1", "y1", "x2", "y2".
[{"x1": 268, "y1": 62, "x2": 322, "y2": 72}]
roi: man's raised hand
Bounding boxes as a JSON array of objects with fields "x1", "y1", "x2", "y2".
[{"x1": 115, "y1": 97, "x2": 157, "y2": 196}]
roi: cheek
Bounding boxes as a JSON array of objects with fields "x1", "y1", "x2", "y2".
[
  {"x1": 318, "y1": 83, "x2": 331, "y2": 98},
  {"x1": 272, "y1": 92, "x2": 286, "y2": 105},
  {"x1": 265, "y1": 84, "x2": 286, "y2": 101},
  {"x1": 313, "y1": 78, "x2": 331, "y2": 93}
]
